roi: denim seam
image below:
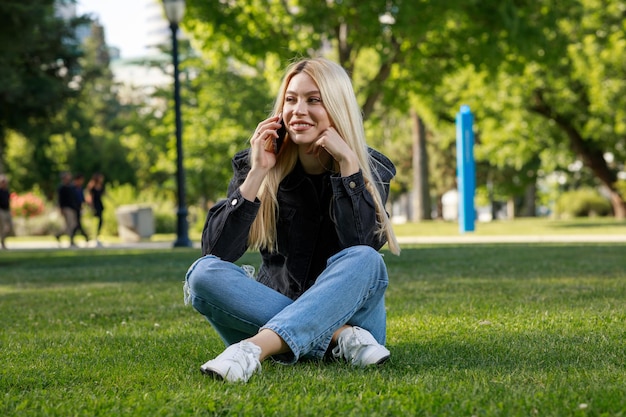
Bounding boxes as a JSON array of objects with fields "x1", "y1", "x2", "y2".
[{"x1": 190, "y1": 294, "x2": 262, "y2": 330}]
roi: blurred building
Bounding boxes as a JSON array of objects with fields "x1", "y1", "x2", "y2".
[
  {"x1": 109, "y1": 0, "x2": 172, "y2": 105},
  {"x1": 56, "y1": 0, "x2": 176, "y2": 104},
  {"x1": 54, "y1": 0, "x2": 76, "y2": 20}
]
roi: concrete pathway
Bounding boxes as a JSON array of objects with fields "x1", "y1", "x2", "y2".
[
  {"x1": 3, "y1": 234, "x2": 625, "y2": 251},
  {"x1": 2, "y1": 240, "x2": 200, "y2": 251},
  {"x1": 397, "y1": 234, "x2": 626, "y2": 244}
]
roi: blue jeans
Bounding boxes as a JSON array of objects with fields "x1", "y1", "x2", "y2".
[{"x1": 184, "y1": 245, "x2": 389, "y2": 364}]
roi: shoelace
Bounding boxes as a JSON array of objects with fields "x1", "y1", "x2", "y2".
[
  {"x1": 241, "y1": 264, "x2": 256, "y2": 279},
  {"x1": 231, "y1": 342, "x2": 262, "y2": 376},
  {"x1": 332, "y1": 330, "x2": 364, "y2": 364}
]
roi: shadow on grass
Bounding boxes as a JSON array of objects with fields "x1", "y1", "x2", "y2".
[
  {"x1": 0, "y1": 248, "x2": 201, "y2": 286},
  {"x1": 1, "y1": 244, "x2": 625, "y2": 288},
  {"x1": 545, "y1": 220, "x2": 626, "y2": 230},
  {"x1": 386, "y1": 243, "x2": 626, "y2": 281},
  {"x1": 392, "y1": 329, "x2": 625, "y2": 373}
]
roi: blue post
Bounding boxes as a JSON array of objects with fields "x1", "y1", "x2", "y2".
[{"x1": 456, "y1": 105, "x2": 475, "y2": 233}]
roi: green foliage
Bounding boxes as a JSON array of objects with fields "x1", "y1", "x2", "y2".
[
  {"x1": 4, "y1": 131, "x2": 39, "y2": 194},
  {"x1": 4, "y1": 0, "x2": 625, "y2": 220},
  {"x1": 181, "y1": 56, "x2": 274, "y2": 204},
  {"x1": 183, "y1": 0, "x2": 587, "y2": 214},
  {"x1": 99, "y1": 183, "x2": 181, "y2": 235},
  {"x1": 112, "y1": 41, "x2": 275, "y2": 207},
  {"x1": 2, "y1": 7, "x2": 138, "y2": 199},
  {"x1": 60, "y1": 24, "x2": 138, "y2": 189},
  {"x1": 1, "y1": 243, "x2": 625, "y2": 415},
  {"x1": 0, "y1": 0, "x2": 84, "y2": 156},
  {"x1": 97, "y1": 183, "x2": 207, "y2": 236},
  {"x1": 617, "y1": 179, "x2": 626, "y2": 200},
  {"x1": 554, "y1": 187, "x2": 612, "y2": 218},
  {"x1": 479, "y1": 0, "x2": 625, "y2": 212}
]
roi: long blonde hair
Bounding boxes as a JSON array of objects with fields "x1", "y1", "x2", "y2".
[{"x1": 248, "y1": 58, "x2": 400, "y2": 255}]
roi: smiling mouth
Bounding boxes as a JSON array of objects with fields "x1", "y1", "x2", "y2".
[{"x1": 290, "y1": 122, "x2": 313, "y2": 130}]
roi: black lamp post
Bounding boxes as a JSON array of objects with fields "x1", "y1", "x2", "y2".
[{"x1": 162, "y1": 0, "x2": 191, "y2": 247}]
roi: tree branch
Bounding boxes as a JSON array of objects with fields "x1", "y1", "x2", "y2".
[{"x1": 361, "y1": 34, "x2": 403, "y2": 120}]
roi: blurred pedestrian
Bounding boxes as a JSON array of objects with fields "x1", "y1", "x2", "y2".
[
  {"x1": 86, "y1": 172, "x2": 105, "y2": 245},
  {"x1": 72, "y1": 173, "x2": 89, "y2": 243},
  {"x1": 54, "y1": 172, "x2": 78, "y2": 247},
  {"x1": 0, "y1": 174, "x2": 14, "y2": 249}
]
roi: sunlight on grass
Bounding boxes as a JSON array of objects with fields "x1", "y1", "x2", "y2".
[
  {"x1": 1, "y1": 244, "x2": 625, "y2": 416},
  {"x1": 392, "y1": 217, "x2": 626, "y2": 236}
]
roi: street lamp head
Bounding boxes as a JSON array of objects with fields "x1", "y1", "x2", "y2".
[{"x1": 162, "y1": 0, "x2": 186, "y2": 25}]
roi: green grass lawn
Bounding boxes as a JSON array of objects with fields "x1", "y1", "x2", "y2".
[
  {"x1": 392, "y1": 217, "x2": 626, "y2": 237},
  {"x1": 1, "y1": 243, "x2": 625, "y2": 416}
]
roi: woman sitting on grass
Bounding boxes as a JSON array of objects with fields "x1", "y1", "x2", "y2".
[{"x1": 184, "y1": 57, "x2": 400, "y2": 383}]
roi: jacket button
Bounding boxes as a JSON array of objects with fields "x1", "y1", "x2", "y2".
[
  {"x1": 349, "y1": 181, "x2": 356, "y2": 189},
  {"x1": 231, "y1": 198, "x2": 238, "y2": 206}
]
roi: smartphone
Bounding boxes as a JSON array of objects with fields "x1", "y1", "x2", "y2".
[{"x1": 264, "y1": 119, "x2": 287, "y2": 154}]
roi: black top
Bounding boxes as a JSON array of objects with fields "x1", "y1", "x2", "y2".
[
  {"x1": 90, "y1": 185, "x2": 105, "y2": 214},
  {"x1": 0, "y1": 189, "x2": 9, "y2": 210},
  {"x1": 57, "y1": 184, "x2": 77, "y2": 209}
]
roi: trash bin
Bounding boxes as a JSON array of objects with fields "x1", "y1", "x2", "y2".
[
  {"x1": 115, "y1": 205, "x2": 155, "y2": 242},
  {"x1": 441, "y1": 189, "x2": 458, "y2": 221}
]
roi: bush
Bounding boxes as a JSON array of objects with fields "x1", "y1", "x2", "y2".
[
  {"x1": 154, "y1": 203, "x2": 206, "y2": 235},
  {"x1": 99, "y1": 183, "x2": 182, "y2": 236},
  {"x1": 8, "y1": 191, "x2": 63, "y2": 236},
  {"x1": 554, "y1": 187, "x2": 612, "y2": 218},
  {"x1": 10, "y1": 192, "x2": 45, "y2": 218},
  {"x1": 154, "y1": 209, "x2": 176, "y2": 234},
  {"x1": 7, "y1": 183, "x2": 206, "y2": 238}
]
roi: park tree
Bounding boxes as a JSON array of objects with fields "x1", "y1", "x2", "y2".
[
  {"x1": 52, "y1": 21, "x2": 137, "y2": 192},
  {"x1": 124, "y1": 40, "x2": 275, "y2": 206},
  {"x1": 181, "y1": 59, "x2": 274, "y2": 205},
  {"x1": 528, "y1": 0, "x2": 626, "y2": 217},
  {"x1": 181, "y1": 0, "x2": 559, "y2": 218},
  {"x1": 183, "y1": 0, "x2": 548, "y2": 117},
  {"x1": 3, "y1": 6, "x2": 138, "y2": 198},
  {"x1": 0, "y1": 0, "x2": 83, "y2": 179},
  {"x1": 433, "y1": 0, "x2": 626, "y2": 218}
]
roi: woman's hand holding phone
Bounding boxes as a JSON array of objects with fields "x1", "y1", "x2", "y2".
[
  {"x1": 248, "y1": 115, "x2": 284, "y2": 173},
  {"x1": 263, "y1": 116, "x2": 286, "y2": 155}
]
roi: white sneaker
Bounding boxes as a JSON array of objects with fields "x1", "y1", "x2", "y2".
[
  {"x1": 200, "y1": 341, "x2": 262, "y2": 383},
  {"x1": 332, "y1": 326, "x2": 390, "y2": 367}
]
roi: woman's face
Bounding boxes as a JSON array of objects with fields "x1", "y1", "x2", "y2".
[{"x1": 283, "y1": 72, "x2": 332, "y2": 146}]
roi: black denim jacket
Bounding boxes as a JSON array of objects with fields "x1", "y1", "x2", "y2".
[{"x1": 201, "y1": 147, "x2": 396, "y2": 300}]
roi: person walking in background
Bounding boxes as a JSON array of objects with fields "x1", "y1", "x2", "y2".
[
  {"x1": 71, "y1": 173, "x2": 89, "y2": 244},
  {"x1": 0, "y1": 174, "x2": 13, "y2": 249},
  {"x1": 86, "y1": 172, "x2": 105, "y2": 246},
  {"x1": 54, "y1": 172, "x2": 78, "y2": 247},
  {"x1": 184, "y1": 57, "x2": 400, "y2": 383}
]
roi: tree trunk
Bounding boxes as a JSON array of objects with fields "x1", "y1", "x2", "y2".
[
  {"x1": 411, "y1": 109, "x2": 431, "y2": 221},
  {"x1": 608, "y1": 189, "x2": 626, "y2": 218},
  {"x1": 507, "y1": 198, "x2": 516, "y2": 219},
  {"x1": 521, "y1": 182, "x2": 537, "y2": 217},
  {"x1": 435, "y1": 194, "x2": 444, "y2": 219}
]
